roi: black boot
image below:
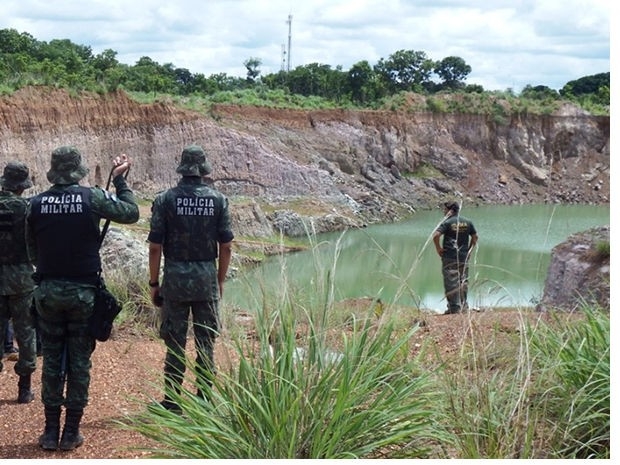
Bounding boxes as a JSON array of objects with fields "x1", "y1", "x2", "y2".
[
  {"x1": 157, "y1": 375, "x2": 182, "y2": 413},
  {"x1": 39, "y1": 406, "x2": 61, "y2": 450},
  {"x1": 59, "y1": 408, "x2": 84, "y2": 451},
  {"x1": 17, "y1": 374, "x2": 35, "y2": 404},
  {"x1": 159, "y1": 395, "x2": 182, "y2": 413}
]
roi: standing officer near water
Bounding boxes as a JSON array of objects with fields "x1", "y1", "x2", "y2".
[
  {"x1": 148, "y1": 144, "x2": 233, "y2": 412},
  {"x1": 26, "y1": 146, "x2": 138, "y2": 451},
  {"x1": 433, "y1": 201, "x2": 478, "y2": 314}
]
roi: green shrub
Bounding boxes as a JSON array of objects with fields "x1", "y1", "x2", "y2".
[{"x1": 594, "y1": 240, "x2": 610, "y2": 260}]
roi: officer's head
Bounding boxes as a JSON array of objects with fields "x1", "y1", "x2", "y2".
[
  {"x1": 444, "y1": 201, "x2": 460, "y2": 214},
  {"x1": 47, "y1": 146, "x2": 89, "y2": 185},
  {"x1": 176, "y1": 145, "x2": 212, "y2": 177},
  {"x1": 0, "y1": 161, "x2": 33, "y2": 192}
]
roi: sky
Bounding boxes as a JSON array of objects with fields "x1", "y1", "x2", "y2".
[{"x1": 0, "y1": 0, "x2": 611, "y2": 92}]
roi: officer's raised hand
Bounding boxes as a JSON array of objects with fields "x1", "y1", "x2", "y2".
[{"x1": 111, "y1": 154, "x2": 131, "y2": 178}]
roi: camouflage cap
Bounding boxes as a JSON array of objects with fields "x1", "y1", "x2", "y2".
[
  {"x1": 176, "y1": 145, "x2": 212, "y2": 176},
  {"x1": 0, "y1": 161, "x2": 33, "y2": 191},
  {"x1": 46, "y1": 146, "x2": 89, "y2": 185},
  {"x1": 444, "y1": 201, "x2": 460, "y2": 213}
]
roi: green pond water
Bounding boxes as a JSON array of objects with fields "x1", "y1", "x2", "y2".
[{"x1": 226, "y1": 204, "x2": 609, "y2": 313}]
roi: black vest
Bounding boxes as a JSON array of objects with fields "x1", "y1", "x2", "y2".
[
  {"x1": 0, "y1": 193, "x2": 30, "y2": 265},
  {"x1": 162, "y1": 184, "x2": 220, "y2": 262},
  {"x1": 29, "y1": 185, "x2": 101, "y2": 278}
]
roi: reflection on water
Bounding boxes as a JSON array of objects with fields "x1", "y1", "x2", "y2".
[{"x1": 227, "y1": 204, "x2": 609, "y2": 313}]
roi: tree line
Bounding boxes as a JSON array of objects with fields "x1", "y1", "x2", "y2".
[{"x1": 0, "y1": 28, "x2": 609, "y2": 109}]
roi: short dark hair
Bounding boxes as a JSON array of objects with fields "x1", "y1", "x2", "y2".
[{"x1": 444, "y1": 202, "x2": 460, "y2": 213}]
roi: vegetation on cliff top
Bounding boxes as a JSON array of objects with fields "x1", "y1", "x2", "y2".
[{"x1": 0, "y1": 28, "x2": 609, "y2": 116}]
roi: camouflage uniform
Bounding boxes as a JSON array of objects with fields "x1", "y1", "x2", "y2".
[
  {"x1": 148, "y1": 145, "x2": 234, "y2": 410},
  {"x1": 0, "y1": 162, "x2": 36, "y2": 403},
  {"x1": 26, "y1": 146, "x2": 138, "y2": 451},
  {"x1": 433, "y1": 202, "x2": 478, "y2": 314}
]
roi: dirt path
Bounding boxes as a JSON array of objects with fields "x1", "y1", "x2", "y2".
[{"x1": 1, "y1": 333, "x2": 165, "y2": 459}]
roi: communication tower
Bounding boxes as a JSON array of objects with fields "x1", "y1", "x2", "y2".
[
  {"x1": 286, "y1": 14, "x2": 292, "y2": 72},
  {"x1": 281, "y1": 44, "x2": 286, "y2": 72}
]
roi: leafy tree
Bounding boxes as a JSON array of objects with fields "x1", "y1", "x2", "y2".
[
  {"x1": 174, "y1": 67, "x2": 192, "y2": 86},
  {"x1": 92, "y1": 49, "x2": 120, "y2": 72},
  {"x1": 560, "y1": 72, "x2": 610, "y2": 97},
  {"x1": 44, "y1": 39, "x2": 93, "y2": 73},
  {"x1": 244, "y1": 57, "x2": 262, "y2": 83},
  {"x1": 347, "y1": 60, "x2": 375, "y2": 104},
  {"x1": 560, "y1": 72, "x2": 610, "y2": 106},
  {"x1": 284, "y1": 63, "x2": 343, "y2": 99},
  {"x1": 261, "y1": 70, "x2": 289, "y2": 90},
  {"x1": 0, "y1": 29, "x2": 38, "y2": 54},
  {"x1": 433, "y1": 56, "x2": 471, "y2": 90},
  {"x1": 102, "y1": 64, "x2": 128, "y2": 91},
  {"x1": 324, "y1": 64, "x2": 348, "y2": 102},
  {"x1": 374, "y1": 49, "x2": 434, "y2": 93},
  {"x1": 520, "y1": 84, "x2": 559, "y2": 100},
  {"x1": 207, "y1": 72, "x2": 245, "y2": 92},
  {"x1": 464, "y1": 84, "x2": 484, "y2": 93},
  {"x1": 190, "y1": 73, "x2": 221, "y2": 94},
  {"x1": 123, "y1": 56, "x2": 175, "y2": 94}
]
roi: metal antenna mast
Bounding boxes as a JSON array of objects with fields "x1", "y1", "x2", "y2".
[
  {"x1": 281, "y1": 44, "x2": 286, "y2": 71},
  {"x1": 286, "y1": 14, "x2": 292, "y2": 72}
]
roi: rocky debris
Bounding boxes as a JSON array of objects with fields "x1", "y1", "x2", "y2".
[
  {"x1": 231, "y1": 199, "x2": 274, "y2": 238},
  {"x1": 100, "y1": 227, "x2": 148, "y2": 278},
  {"x1": 269, "y1": 209, "x2": 361, "y2": 237},
  {"x1": 536, "y1": 226, "x2": 610, "y2": 312}
]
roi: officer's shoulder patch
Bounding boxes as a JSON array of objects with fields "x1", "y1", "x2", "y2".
[{"x1": 101, "y1": 188, "x2": 118, "y2": 202}]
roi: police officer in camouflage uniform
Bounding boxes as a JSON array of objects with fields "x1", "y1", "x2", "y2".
[
  {"x1": 432, "y1": 201, "x2": 478, "y2": 314},
  {"x1": 148, "y1": 145, "x2": 233, "y2": 412},
  {"x1": 0, "y1": 161, "x2": 37, "y2": 404},
  {"x1": 26, "y1": 146, "x2": 139, "y2": 451}
]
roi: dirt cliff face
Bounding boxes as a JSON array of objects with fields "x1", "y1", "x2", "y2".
[{"x1": 0, "y1": 87, "x2": 609, "y2": 228}]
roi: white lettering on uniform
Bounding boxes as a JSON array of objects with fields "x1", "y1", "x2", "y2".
[
  {"x1": 39, "y1": 193, "x2": 84, "y2": 215},
  {"x1": 175, "y1": 197, "x2": 216, "y2": 216},
  {"x1": 176, "y1": 206, "x2": 215, "y2": 216}
]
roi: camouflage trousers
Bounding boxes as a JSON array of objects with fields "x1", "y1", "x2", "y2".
[
  {"x1": 159, "y1": 299, "x2": 219, "y2": 396},
  {"x1": 441, "y1": 259, "x2": 470, "y2": 314},
  {"x1": 34, "y1": 280, "x2": 96, "y2": 410},
  {"x1": 0, "y1": 292, "x2": 36, "y2": 375}
]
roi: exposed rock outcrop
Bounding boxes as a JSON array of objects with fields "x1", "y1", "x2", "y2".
[
  {"x1": 536, "y1": 226, "x2": 610, "y2": 312},
  {"x1": 100, "y1": 227, "x2": 148, "y2": 278}
]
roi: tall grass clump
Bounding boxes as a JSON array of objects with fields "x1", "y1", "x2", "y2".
[
  {"x1": 528, "y1": 306, "x2": 610, "y2": 458},
  {"x1": 435, "y1": 310, "x2": 542, "y2": 458},
  {"x1": 594, "y1": 240, "x2": 610, "y2": 260},
  {"x1": 120, "y1": 231, "x2": 446, "y2": 458},
  {"x1": 436, "y1": 306, "x2": 610, "y2": 459}
]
